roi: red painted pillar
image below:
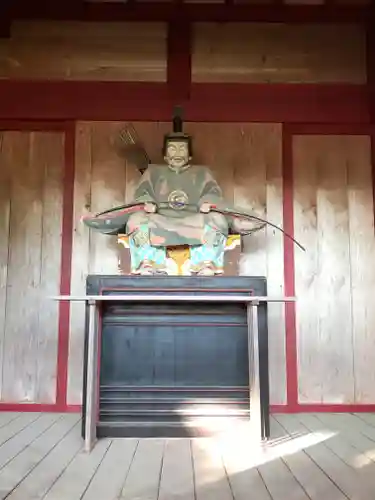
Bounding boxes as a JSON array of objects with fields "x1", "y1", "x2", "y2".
[
  {"x1": 167, "y1": 20, "x2": 192, "y2": 103},
  {"x1": 366, "y1": 8, "x2": 375, "y2": 123},
  {"x1": 366, "y1": 11, "x2": 375, "y2": 237},
  {"x1": 0, "y1": 0, "x2": 11, "y2": 38},
  {"x1": 282, "y1": 125, "x2": 299, "y2": 411}
]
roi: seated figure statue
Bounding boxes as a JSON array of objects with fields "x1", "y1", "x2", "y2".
[
  {"x1": 81, "y1": 109, "x2": 304, "y2": 276},
  {"x1": 125, "y1": 127, "x2": 229, "y2": 276}
]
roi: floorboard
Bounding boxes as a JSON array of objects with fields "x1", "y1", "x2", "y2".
[
  {"x1": 272, "y1": 416, "x2": 347, "y2": 500},
  {"x1": 7, "y1": 420, "x2": 82, "y2": 500},
  {"x1": 43, "y1": 436, "x2": 111, "y2": 500},
  {"x1": 0, "y1": 412, "x2": 373, "y2": 499},
  {"x1": 120, "y1": 439, "x2": 164, "y2": 500},
  {"x1": 191, "y1": 437, "x2": 233, "y2": 500},
  {"x1": 81, "y1": 438, "x2": 138, "y2": 500},
  {"x1": 0, "y1": 414, "x2": 78, "y2": 499},
  {"x1": 277, "y1": 414, "x2": 374, "y2": 500},
  {"x1": 158, "y1": 439, "x2": 195, "y2": 500}
]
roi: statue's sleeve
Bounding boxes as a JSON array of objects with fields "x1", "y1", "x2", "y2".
[
  {"x1": 133, "y1": 168, "x2": 157, "y2": 203},
  {"x1": 198, "y1": 167, "x2": 224, "y2": 205}
]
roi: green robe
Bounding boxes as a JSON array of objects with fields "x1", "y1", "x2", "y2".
[
  {"x1": 126, "y1": 164, "x2": 229, "y2": 247},
  {"x1": 82, "y1": 163, "x2": 264, "y2": 244}
]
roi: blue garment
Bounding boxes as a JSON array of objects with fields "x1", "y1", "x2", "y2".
[{"x1": 129, "y1": 224, "x2": 226, "y2": 274}]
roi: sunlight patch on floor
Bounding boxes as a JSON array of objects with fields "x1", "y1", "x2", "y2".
[{"x1": 191, "y1": 426, "x2": 338, "y2": 480}]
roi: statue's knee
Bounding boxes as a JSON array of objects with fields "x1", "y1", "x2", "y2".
[
  {"x1": 130, "y1": 228, "x2": 150, "y2": 247},
  {"x1": 203, "y1": 228, "x2": 226, "y2": 247}
]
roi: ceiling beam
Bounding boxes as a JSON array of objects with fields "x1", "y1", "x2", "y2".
[
  {"x1": 12, "y1": 1, "x2": 369, "y2": 23},
  {"x1": 0, "y1": 0, "x2": 12, "y2": 37},
  {"x1": 0, "y1": 80, "x2": 368, "y2": 124}
]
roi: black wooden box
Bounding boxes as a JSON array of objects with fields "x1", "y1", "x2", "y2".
[{"x1": 81, "y1": 275, "x2": 269, "y2": 438}]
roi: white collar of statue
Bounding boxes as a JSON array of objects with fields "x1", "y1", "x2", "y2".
[{"x1": 166, "y1": 159, "x2": 191, "y2": 174}]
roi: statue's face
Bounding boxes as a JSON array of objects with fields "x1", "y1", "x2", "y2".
[{"x1": 164, "y1": 140, "x2": 191, "y2": 170}]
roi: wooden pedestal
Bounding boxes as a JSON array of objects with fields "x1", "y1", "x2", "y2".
[{"x1": 81, "y1": 275, "x2": 270, "y2": 441}]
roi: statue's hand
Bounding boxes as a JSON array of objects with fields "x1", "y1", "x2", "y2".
[
  {"x1": 144, "y1": 202, "x2": 157, "y2": 213},
  {"x1": 199, "y1": 202, "x2": 211, "y2": 214}
]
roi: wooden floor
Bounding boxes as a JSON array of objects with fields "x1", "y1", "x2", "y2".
[{"x1": 0, "y1": 413, "x2": 375, "y2": 499}]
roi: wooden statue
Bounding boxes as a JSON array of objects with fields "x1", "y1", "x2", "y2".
[{"x1": 81, "y1": 107, "x2": 304, "y2": 276}]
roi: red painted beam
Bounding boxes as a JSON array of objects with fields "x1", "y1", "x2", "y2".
[
  {"x1": 0, "y1": 121, "x2": 72, "y2": 132},
  {"x1": 167, "y1": 21, "x2": 192, "y2": 102},
  {"x1": 188, "y1": 84, "x2": 369, "y2": 123},
  {"x1": 0, "y1": 81, "x2": 172, "y2": 121},
  {"x1": 271, "y1": 404, "x2": 375, "y2": 413},
  {"x1": 366, "y1": 10, "x2": 375, "y2": 123},
  {"x1": 285, "y1": 123, "x2": 374, "y2": 135},
  {"x1": 0, "y1": 80, "x2": 369, "y2": 124},
  {"x1": 14, "y1": 0, "x2": 87, "y2": 20},
  {"x1": 12, "y1": 1, "x2": 369, "y2": 23},
  {"x1": 4, "y1": 402, "x2": 375, "y2": 415},
  {"x1": 2, "y1": 401, "x2": 375, "y2": 415},
  {"x1": 0, "y1": 403, "x2": 81, "y2": 413}
]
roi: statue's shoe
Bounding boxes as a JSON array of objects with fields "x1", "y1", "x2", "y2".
[
  {"x1": 138, "y1": 268, "x2": 154, "y2": 275},
  {"x1": 197, "y1": 266, "x2": 215, "y2": 276},
  {"x1": 137, "y1": 265, "x2": 169, "y2": 276}
]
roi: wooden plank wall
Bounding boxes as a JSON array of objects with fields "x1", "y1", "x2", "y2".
[
  {"x1": 0, "y1": 21, "x2": 366, "y2": 85},
  {"x1": 68, "y1": 121, "x2": 286, "y2": 406},
  {"x1": 0, "y1": 21, "x2": 167, "y2": 81},
  {"x1": 68, "y1": 122, "x2": 171, "y2": 404},
  {"x1": 1, "y1": 131, "x2": 374, "y2": 408},
  {"x1": 293, "y1": 134, "x2": 375, "y2": 404},
  {"x1": 192, "y1": 23, "x2": 366, "y2": 83},
  {"x1": 0, "y1": 19, "x2": 372, "y2": 409},
  {"x1": 0, "y1": 131, "x2": 64, "y2": 403}
]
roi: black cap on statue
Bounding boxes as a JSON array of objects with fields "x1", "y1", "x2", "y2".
[{"x1": 162, "y1": 105, "x2": 193, "y2": 156}]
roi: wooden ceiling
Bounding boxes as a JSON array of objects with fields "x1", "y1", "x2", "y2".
[
  {"x1": 86, "y1": 0, "x2": 370, "y2": 3},
  {"x1": 1, "y1": 0, "x2": 372, "y2": 28}
]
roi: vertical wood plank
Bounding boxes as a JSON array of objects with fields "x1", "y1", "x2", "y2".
[
  {"x1": 0, "y1": 131, "x2": 64, "y2": 404},
  {"x1": 293, "y1": 135, "x2": 320, "y2": 402},
  {"x1": 318, "y1": 136, "x2": 353, "y2": 402},
  {"x1": 234, "y1": 124, "x2": 268, "y2": 278},
  {"x1": 36, "y1": 132, "x2": 64, "y2": 403},
  {"x1": 262, "y1": 124, "x2": 287, "y2": 406},
  {"x1": 294, "y1": 135, "x2": 355, "y2": 404},
  {"x1": 347, "y1": 135, "x2": 375, "y2": 403},
  {"x1": 68, "y1": 123, "x2": 93, "y2": 405},
  {"x1": 2, "y1": 132, "x2": 44, "y2": 402},
  {"x1": 234, "y1": 124, "x2": 286, "y2": 405},
  {"x1": 184, "y1": 123, "x2": 235, "y2": 204},
  {"x1": 0, "y1": 132, "x2": 11, "y2": 399},
  {"x1": 90, "y1": 122, "x2": 127, "y2": 275}
]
